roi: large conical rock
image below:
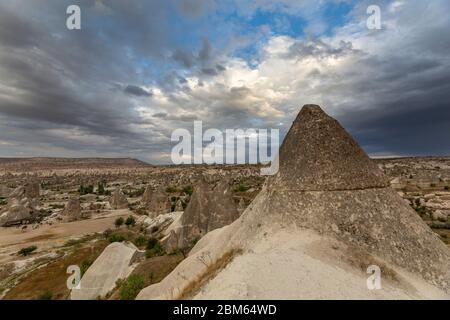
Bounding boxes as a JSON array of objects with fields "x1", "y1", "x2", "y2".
[
  {"x1": 177, "y1": 179, "x2": 239, "y2": 248},
  {"x1": 61, "y1": 198, "x2": 82, "y2": 222},
  {"x1": 109, "y1": 189, "x2": 128, "y2": 210},
  {"x1": 142, "y1": 187, "x2": 171, "y2": 218},
  {"x1": 271, "y1": 105, "x2": 388, "y2": 191},
  {"x1": 24, "y1": 181, "x2": 41, "y2": 199},
  {"x1": 137, "y1": 105, "x2": 450, "y2": 300}
]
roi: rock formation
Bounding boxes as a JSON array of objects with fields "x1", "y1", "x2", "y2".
[
  {"x1": 70, "y1": 242, "x2": 143, "y2": 300},
  {"x1": 0, "y1": 185, "x2": 12, "y2": 198},
  {"x1": 61, "y1": 197, "x2": 82, "y2": 222},
  {"x1": 109, "y1": 189, "x2": 129, "y2": 209},
  {"x1": 24, "y1": 181, "x2": 41, "y2": 199},
  {"x1": 0, "y1": 198, "x2": 35, "y2": 226},
  {"x1": 142, "y1": 187, "x2": 171, "y2": 217},
  {"x1": 137, "y1": 105, "x2": 450, "y2": 300},
  {"x1": 177, "y1": 179, "x2": 239, "y2": 248}
]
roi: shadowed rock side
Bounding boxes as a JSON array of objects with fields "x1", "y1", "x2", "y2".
[
  {"x1": 142, "y1": 187, "x2": 171, "y2": 218},
  {"x1": 137, "y1": 105, "x2": 450, "y2": 300},
  {"x1": 177, "y1": 179, "x2": 239, "y2": 248},
  {"x1": 61, "y1": 198, "x2": 82, "y2": 222},
  {"x1": 109, "y1": 189, "x2": 128, "y2": 209}
]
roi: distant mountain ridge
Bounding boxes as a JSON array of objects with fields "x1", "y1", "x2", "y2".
[{"x1": 0, "y1": 157, "x2": 150, "y2": 171}]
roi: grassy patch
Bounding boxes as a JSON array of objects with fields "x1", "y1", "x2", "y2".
[
  {"x1": 146, "y1": 238, "x2": 165, "y2": 258},
  {"x1": 233, "y1": 184, "x2": 250, "y2": 193},
  {"x1": 18, "y1": 246, "x2": 37, "y2": 256},
  {"x1": 118, "y1": 275, "x2": 145, "y2": 300},
  {"x1": 177, "y1": 249, "x2": 242, "y2": 299},
  {"x1": 4, "y1": 240, "x2": 108, "y2": 300}
]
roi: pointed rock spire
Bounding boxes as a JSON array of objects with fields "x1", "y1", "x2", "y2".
[{"x1": 271, "y1": 104, "x2": 389, "y2": 191}]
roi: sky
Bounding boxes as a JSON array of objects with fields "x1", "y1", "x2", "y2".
[{"x1": 0, "y1": 0, "x2": 449, "y2": 164}]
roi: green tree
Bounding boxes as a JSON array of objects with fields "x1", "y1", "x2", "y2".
[
  {"x1": 114, "y1": 217, "x2": 124, "y2": 228},
  {"x1": 119, "y1": 275, "x2": 145, "y2": 300}
]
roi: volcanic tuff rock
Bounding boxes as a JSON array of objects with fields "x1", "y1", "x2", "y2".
[
  {"x1": 109, "y1": 189, "x2": 129, "y2": 209},
  {"x1": 70, "y1": 242, "x2": 143, "y2": 300},
  {"x1": 0, "y1": 198, "x2": 35, "y2": 226},
  {"x1": 137, "y1": 105, "x2": 450, "y2": 300},
  {"x1": 61, "y1": 198, "x2": 82, "y2": 222},
  {"x1": 177, "y1": 179, "x2": 239, "y2": 248},
  {"x1": 142, "y1": 187, "x2": 171, "y2": 218}
]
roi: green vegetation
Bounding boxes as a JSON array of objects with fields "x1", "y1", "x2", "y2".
[
  {"x1": 80, "y1": 259, "x2": 93, "y2": 277},
  {"x1": 182, "y1": 185, "x2": 193, "y2": 196},
  {"x1": 133, "y1": 235, "x2": 147, "y2": 248},
  {"x1": 146, "y1": 238, "x2": 165, "y2": 258},
  {"x1": 445, "y1": 186, "x2": 449, "y2": 191},
  {"x1": 125, "y1": 216, "x2": 136, "y2": 227},
  {"x1": 233, "y1": 184, "x2": 250, "y2": 192},
  {"x1": 37, "y1": 290, "x2": 53, "y2": 300},
  {"x1": 108, "y1": 234, "x2": 126, "y2": 243},
  {"x1": 0, "y1": 199, "x2": 7, "y2": 206},
  {"x1": 97, "y1": 182, "x2": 110, "y2": 195},
  {"x1": 165, "y1": 186, "x2": 178, "y2": 193},
  {"x1": 78, "y1": 184, "x2": 94, "y2": 195},
  {"x1": 430, "y1": 183, "x2": 436, "y2": 188},
  {"x1": 18, "y1": 246, "x2": 37, "y2": 256},
  {"x1": 114, "y1": 217, "x2": 124, "y2": 228},
  {"x1": 118, "y1": 275, "x2": 145, "y2": 300}
]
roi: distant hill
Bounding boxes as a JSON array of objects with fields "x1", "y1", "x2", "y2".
[{"x1": 0, "y1": 157, "x2": 150, "y2": 171}]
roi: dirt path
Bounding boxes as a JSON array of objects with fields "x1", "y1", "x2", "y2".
[{"x1": 0, "y1": 209, "x2": 132, "y2": 265}]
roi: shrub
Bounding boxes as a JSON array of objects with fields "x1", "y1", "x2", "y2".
[
  {"x1": 80, "y1": 259, "x2": 93, "y2": 277},
  {"x1": 97, "y1": 182, "x2": 106, "y2": 195},
  {"x1": 108, "y1": 234, "x2": 126, "y2": 243},
  {"x1": 0, "y1": 199, "x2": 7, "y2": 206},
  {"x1": 233, "y1": 184, "x2": 250, "y2": 192},
  {"x1": 182, "y1": 185, "x2": 193, "y2": 196},
  {"x1": 125, "y1": 216, "x2": 136, "y2": 227},
  {"x1": 119, "y1": 275, "x2": 145, "y2": 300},
  {"x1": 133, "y1": 235, "x2": 147, "y2": 247},
  {"x1": 445, "y1": 186, "x2": 449, "y2": 191},
  {"x1": 165, "y1": 186, "x2": 178, "y2": 193},
  {"x1": 114, "y1": 217, "x2": 124, "y2": 228},
  {"x1": 18, "y1": 246, "x2": 37, "y2": 256},
  {"x1": 37, "y1": 290, "x2": 53, "y2": 300},
  {"x1": 79, "y1": 184, "x2": 94, "y2": 195},
  {"x1": 146, "y1": 238, "x2": 165, "y2": 258},
  {"x1": 430, "y1": 183, "x2": 436, "y2": 188}
]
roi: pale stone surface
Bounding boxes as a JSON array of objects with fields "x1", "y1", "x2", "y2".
[
  {"x1": 70, "y1": 242, "x2": 143, "y2": 300},
  {"x1": 61, "y1": 198, "x2": 82, "y2": 222}
]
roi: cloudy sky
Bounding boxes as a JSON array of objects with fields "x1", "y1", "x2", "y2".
[{"x1": 0, "y1": 0, "x2": 449, "y2": 164}]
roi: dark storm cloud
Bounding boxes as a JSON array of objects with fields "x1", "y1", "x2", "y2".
[
  {"x1": 172, "y1": 49, "x2": 195, "y2": 68},
  {"x1": 124, "y1": 85, "x2": 152, "y2": 97},
  {"x1": 176, "y1": 0, "x2": 215, "y2": 18}
]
